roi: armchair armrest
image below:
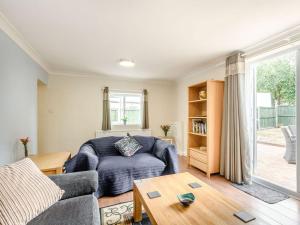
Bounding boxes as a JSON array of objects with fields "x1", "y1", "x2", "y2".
[
  {"x1": 49, "y1": 171, "x2": 98, "y2": 200},
  {"x1": 153, "y1": 139, "x2": 179, "y2": 174}
]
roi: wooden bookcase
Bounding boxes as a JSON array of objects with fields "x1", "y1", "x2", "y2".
[{"x1": 187, "y1": 80, "x2": 224, "y2": 178}]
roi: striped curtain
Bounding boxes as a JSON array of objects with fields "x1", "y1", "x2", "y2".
[
  {"x1": 102, "y1": 87, "x2": 111, "y2": 131},
  {"x1": 220, "y1": 52, "x2": 252, "y2": 184},
  {"x1": 142, "y1": 89, "x2": 149, "y2": 129}
]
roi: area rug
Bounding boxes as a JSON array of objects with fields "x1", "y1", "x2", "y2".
[
  {"x1": 232, "y1": 182, "x2": 289, "y2": 204},
  {"x1": 100, "y1": 201, "x2": 151, "y2": 225}
]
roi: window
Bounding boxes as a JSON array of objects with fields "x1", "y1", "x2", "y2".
[{"x1": 109, "y1": 91, "x2": 142, "y2": 126}]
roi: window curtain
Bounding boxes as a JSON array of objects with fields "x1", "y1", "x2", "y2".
[
  {"x1": 102, "y1": 87, "x2": 111, "y2": 131},
  {"x1": 142, "y1": 89, "x2": 149, "y2": 129},
  {"x1": 220, "y1": 52, "x2": 252, "y2": 184}
]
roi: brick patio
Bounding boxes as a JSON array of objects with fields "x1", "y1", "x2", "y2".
[
  {"x1": 257, "y1": 128, "x2": 285, "y2": 146},
  {"x1": 255, "y1": 143, "x2": 296, "y2": 191}
]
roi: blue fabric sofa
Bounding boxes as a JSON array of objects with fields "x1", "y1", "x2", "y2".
[{"x1": 65, "y1": 136, "x2": 179, "y2": 197}]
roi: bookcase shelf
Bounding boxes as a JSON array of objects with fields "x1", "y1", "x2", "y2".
[
  {"x1": 189, "y1": 147, "x2": 207, "y2": 153},
  {"x1": 187, "y1": 80, "x2": 224, "y2": 178},
  {"x1": 188, "y1": 99, "x2": 207, "y2": 103},
  {"x1": 188, "y1": 132, "x2": 207, "y2": 137},
  {"x1": 188, "y1": 116, "x2": 207, "y2": 119}
]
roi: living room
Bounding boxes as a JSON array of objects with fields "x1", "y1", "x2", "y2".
[{"x1": 1, "y1": 1, "x2": 300, "y2": 225}]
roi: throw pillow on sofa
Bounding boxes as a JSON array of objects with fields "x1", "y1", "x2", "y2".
[
  {"x1": 114, "y1": 135, "x2": 143, "y2": 156},
  {"x1": 0, "y1": 158, "x2": 64, "y2": 225}
]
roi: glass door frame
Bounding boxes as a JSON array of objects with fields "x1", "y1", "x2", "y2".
[
  {"x1": 296, "y1": 49, "x2": 300, "y2": 194},
  {"x1": 249, "y1": 46, "x2": 300, "y2": 198}
]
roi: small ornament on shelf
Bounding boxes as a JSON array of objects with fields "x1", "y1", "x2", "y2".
[
  {"x1": 199, "y1": 90, "x2": 207, "y2": 100},
  {"x1": 199, "y1": 111, "x2": 207, "y2": 117}
]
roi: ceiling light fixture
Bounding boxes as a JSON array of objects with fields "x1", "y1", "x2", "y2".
[{"x1": 119, "y1": 59, "x2": 135, "y2": 68}]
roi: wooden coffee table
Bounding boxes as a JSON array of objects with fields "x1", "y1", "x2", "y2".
[{"x1": 133, "y1": 172, "x2": 267, "y2": 225}]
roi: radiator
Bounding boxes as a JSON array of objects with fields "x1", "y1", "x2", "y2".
[{"x1": 95, "y1": 129, "x2": 152, "y2": 138}]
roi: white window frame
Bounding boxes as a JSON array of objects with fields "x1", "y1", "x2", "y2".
[{"x1": 109, "y1": 90, "x2": 142, "y2": 129}]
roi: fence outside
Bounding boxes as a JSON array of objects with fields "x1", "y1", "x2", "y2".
[{"x1": 257, "y1": 105, "x2": 296, "y2": 129}]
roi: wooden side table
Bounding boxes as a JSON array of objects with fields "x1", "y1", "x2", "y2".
[{"x1": 29, "y1": 151, "x2": 71, "y2": 175}]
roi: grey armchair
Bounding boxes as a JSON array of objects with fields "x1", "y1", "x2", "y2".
[
  {"x1": 281, "y1": 126, "x2": 296, "y2": 164},
  {"x1": 288, "y1": 125, "x2": 296, "y2": 137},
  {"x1": 27, "y1": 171, "x2": 100, "y2": 225}
]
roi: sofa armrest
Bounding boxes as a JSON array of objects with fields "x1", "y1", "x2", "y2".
[
  {"x1": 152, "y1": 140, "x2": 179, "y2": 174},
  {"x1": 65, "y1": 144, "x2": 99, "y2": 172},
  {"x1": 49, "y1": 171, "x2": 98, "y2": 200}
]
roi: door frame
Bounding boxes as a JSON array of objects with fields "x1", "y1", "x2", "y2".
[{"x1": 296, "y1": 49, "x2": 300, "y2": 194}]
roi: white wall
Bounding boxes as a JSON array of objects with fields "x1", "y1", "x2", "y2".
[
  {"x1": 38, "y1": 74, "x2": 177, "y2": 155},
  {"x1": 0, "y1": 30, "x2": 48, "y2": 164},
  {"x1": 176, "y1": 65, "x2": 225, "y2": 155}
]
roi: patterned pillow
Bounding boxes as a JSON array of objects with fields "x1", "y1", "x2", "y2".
[
  {"x1": 0, "y1": 158, "x2": 64, "y2": 225},
  {"x1": 114, "y1": 135, "x2": 143, "y2": 157}
]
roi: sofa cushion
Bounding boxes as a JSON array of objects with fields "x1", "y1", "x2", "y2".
[
  {"x1": 114, "y1": 136, "x2": 143, "y2": 157},
  {"x1": 97, "y1": 153, "x2": 166, "y2": 196},
  {"x1": 86, "y1": 136, "x2": 123, "y2": 157},
  {"x1": 27, "y1": 195, "x2": 100, "y2": 225},
  {"x1": 133, "y1": 136, "x2": 157, "y2": 154},
  {"x1": 0, "y1": 158, "x2": 64, "y2": 225}
]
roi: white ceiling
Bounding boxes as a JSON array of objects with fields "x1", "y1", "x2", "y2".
[{"x1": 1, "y1": 0, "x2": 300, "y2": 80}]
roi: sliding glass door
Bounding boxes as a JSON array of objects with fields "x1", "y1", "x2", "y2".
[{"x1": 251, "y1": 49, "x2": 299, "y2": 195}]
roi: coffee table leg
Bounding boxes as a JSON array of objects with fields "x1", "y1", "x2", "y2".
[{"x1": 133, "y1": 185, "x2": 142, "y2": 222}]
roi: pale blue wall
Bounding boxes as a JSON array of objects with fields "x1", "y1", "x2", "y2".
[{"x1": 0, "y1": 30, "x2": 48, "y2": 164}]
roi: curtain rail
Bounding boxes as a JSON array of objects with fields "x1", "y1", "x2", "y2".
[{"x1": 101, "y1": 88, "x2": 144, "y2": 93}]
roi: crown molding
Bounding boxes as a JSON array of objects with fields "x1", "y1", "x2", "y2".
[
  {"x1": 177, "y1": 24, "x2": 300, "y2": 82},
  {"x1": 242, "y1": 24, "x2": 300, "y2": 57},
  {"x1": 49, "y1": 71, "x2": 176, "y2": 86},
  {"x1": 0, "y1": 11, "x2": 50, "y2": 73},
  {"x1": 176, "y1": 57, "x2": 225, "y2": 83},
  {"x1": 0, "y1": 11, "x2": 175, "y2": 84},
  {"x1": 2, "y1": 9, "x2": 300, "y2": 82}
]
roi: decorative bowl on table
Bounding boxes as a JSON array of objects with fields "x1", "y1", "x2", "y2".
[{"x1": 177, "y1": 193, "x2": 195, "y2": 206}]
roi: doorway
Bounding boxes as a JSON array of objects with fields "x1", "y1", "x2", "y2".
[{"x1": 251, "y1": 49, "x2": 299, "y2": 194}]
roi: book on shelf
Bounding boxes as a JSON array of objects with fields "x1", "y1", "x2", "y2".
[{"x1": 192, "y1": 119, "x2": 207, "y2": 135}]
